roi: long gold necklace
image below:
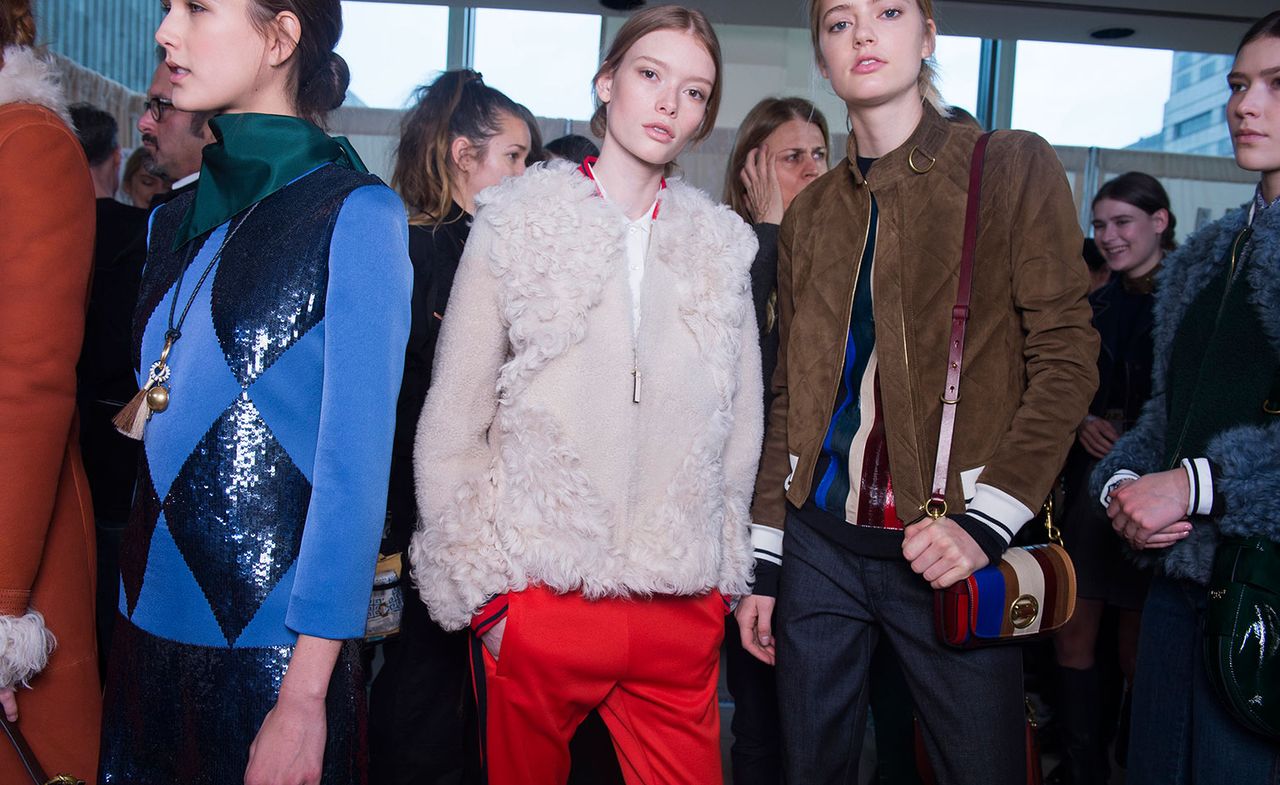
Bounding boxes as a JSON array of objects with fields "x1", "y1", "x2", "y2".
[{"x1": 113, "y1": 204, "x2": 258, "y2": 440}]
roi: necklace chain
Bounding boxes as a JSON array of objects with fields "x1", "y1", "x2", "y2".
[{"x1": 165, "y1": 202, "x2": 259, "y2": 344}]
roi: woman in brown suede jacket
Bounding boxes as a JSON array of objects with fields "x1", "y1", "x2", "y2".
[{"x1": 733, "y1": 1, "x2": 1097, "y2": 783}]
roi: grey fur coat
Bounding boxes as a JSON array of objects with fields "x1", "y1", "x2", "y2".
[{"x1": 1093, "y1": 199, "x2": 1280, "y2": 584}]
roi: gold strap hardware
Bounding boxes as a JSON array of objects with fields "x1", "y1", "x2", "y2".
[{"x1": 908, "y1": 146, "x2": 936, "y2": 174}]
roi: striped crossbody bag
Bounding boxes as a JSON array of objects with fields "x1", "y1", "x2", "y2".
[{"x1": 927, "y1": 132, "x2": 1078, "y2": 648}]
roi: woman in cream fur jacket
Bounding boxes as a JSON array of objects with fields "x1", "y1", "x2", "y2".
[
  {"x1": 411, "y1": 156, "x2": 762, "y2": 628},
  {"x1": 409, "y1": 8, "x2": 761, "y2": 781}
]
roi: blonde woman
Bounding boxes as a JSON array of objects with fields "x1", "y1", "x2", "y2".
[{"x1": 736, "y1": 1, "x2": 1097, "y2": 781}]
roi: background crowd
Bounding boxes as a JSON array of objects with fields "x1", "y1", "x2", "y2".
[{"x1": 0, "y1": 0, "x2": 1277, "y2": 784}]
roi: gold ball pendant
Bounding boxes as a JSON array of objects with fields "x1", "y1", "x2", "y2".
[{"x1": 146, "y1": 385, "x2": 170, "y2": 413}]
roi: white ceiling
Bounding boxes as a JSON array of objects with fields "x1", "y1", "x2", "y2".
[{"x1": 378, "y1": 0, "x2": 1275, "y2": 54}]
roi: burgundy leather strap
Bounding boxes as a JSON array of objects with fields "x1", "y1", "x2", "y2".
[
  {"x1": 927, "y1": 132, "x2": 994, "y2": 516},
  {"x1": 1, "y1": 714, "x2": 50, "y2": 785}
]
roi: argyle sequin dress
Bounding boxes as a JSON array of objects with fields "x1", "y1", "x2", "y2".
[{"x1": 99, "y1": 164, "x2": 411, "y2": 784}]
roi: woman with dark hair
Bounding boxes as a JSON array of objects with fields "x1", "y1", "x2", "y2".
[
  {"x1": 0, "y1": 0, "x2": 100, "y2": 781},
  {"x1": 410, "y1": 6, "x2": 761, "y2": 782},
  {"x1": 1053, "y1": 171, "x2": 1174, "y2": 785},
  {"x1": 545, "y1": 133, "x2": 600, "y2": 164},
  {"x1": 369, "y1": 67, "x2": 528, "y2": 785},
  {"x1": 98, "y1": 1, "x2": 411, "y2": 783},
  {"x1": 735, "y1": 0, "x2": 1097, "y2": 782},
  {"x1": 720, "y1": 94, "x2": 828, "y2": 785},
  {"x1": 1096, "y1": 12, "x2": 1280, "y2": 782}
]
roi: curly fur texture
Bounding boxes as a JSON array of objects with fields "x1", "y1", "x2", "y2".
[
  {"x1": 1093, "y1": 202, "x2": 1280, "y2": 583},
  {"x1": 0, "y1": 610, "x2": 55, "y2": 689},
  {"x1": 410, "y1": 162, "x2": 761, "y2": 630},
  {"x1": 0, "y1": 46, "x2": 70, "y2": 125}
]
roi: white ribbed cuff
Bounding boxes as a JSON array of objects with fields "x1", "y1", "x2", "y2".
[
  {"x1": 1099, "y1": 469, "x2": 1140, "y2": 508},
  {"x1": 965, "y1": 483, "x2": 1035, "y2": 546},
  {"x1": 750, "y1": 524, "x2": 784, "y2": 566},
  {"x1": 1181, "y1": 457, "x2": 1214, "y2": 516}
]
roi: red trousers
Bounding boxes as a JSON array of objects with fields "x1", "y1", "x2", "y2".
[{"x1": 477, "y1": 586, "x2": 727, "y2": 785}]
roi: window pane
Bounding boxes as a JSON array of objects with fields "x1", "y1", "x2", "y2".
[
  {"x1": 934, "y1": 35, "x2": 981, "y2": 116},
  {"x1": 1012, "y1": 41, "x2": 1173, "y2": 149},
  {"x1": 473, "y1": 8, "x2": 602, "y2": 120},
  {"x1": 337, "y1": 1, "x2": 449, "y2": 109},
  {"x1": 1012, "y1": 41, "x2": 1232, "y2": 157}
]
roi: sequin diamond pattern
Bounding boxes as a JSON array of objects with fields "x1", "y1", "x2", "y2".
[
  {"x1": 162, "y1": 392, "x2": 310, "y2": 644},
  {"x1": 102, "y1": 163, "x2": 405, "y2": 785},
  {"x1": 116, "y1": 167, "x2": 368, "y2": 647}
]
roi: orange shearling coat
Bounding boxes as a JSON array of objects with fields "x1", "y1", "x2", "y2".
[{"x1": 0, "y1": 45, "x2": 101, "y2": 783}]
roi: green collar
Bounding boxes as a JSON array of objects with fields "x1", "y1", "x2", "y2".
[{"x1": 173, "y1": 112, "x2": 367, "y2": 249}]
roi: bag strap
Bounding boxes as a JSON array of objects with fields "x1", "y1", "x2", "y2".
[
  {"x1": 926, "y1": 131, "x2": 995, "y2": 519},
  {"x1": 1, "y1": 714, "x2": 50, "y2": 785}
]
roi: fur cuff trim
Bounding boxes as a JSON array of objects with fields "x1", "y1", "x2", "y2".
[{"x1": 0, "y1": 610, "x2": 56, "y2": 689}]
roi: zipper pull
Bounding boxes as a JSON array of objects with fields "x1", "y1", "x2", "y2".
[{"x1": 632, "y1": 367, "x2": 641, "y2": 404}]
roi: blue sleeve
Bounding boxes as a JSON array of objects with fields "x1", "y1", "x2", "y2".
[{"x1": 285, "y1": 184, "x2": 411, "y2": 639}]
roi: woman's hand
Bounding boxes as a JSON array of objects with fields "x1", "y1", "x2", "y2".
[
  {"x1": 902, "y1": 517, "x2": 990, "y2": 589},
  {"x1": 481, "y1": 618, "x2": 507, "y2": 660},
  {"x1": 1077, "y1": 415, "x2": 1120, "y2": 459},
  {"x1": 1107, "y1": 469, "x2": 1194, "y2": 549},
  {"x1": 244, "y1": 634, "x2": 341, "y2": 785},
  {"x1": 0, "y1": 687, "x2": 17, "y2": 722},
  {"x1": 734, "y1": 594, "x2": 776, "y2": 665},
  {"x1": 244, "y1": 691, "x2": 327, "y2": 785},
  {"x1": 740, "y1": 144, "x2": 784, "y2": 226}
]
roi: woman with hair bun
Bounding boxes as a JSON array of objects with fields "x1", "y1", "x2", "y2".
[
  {"x1": 369, "y1": 67, "x2": 529, "y2": 785},
  {"x1": 98, "y1": 1, "x2": 411, "y2": 783}
]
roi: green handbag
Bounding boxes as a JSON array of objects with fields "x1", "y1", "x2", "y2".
[{"x1": 1204, "y1": 536, "x2": 1280, "y2": 740}]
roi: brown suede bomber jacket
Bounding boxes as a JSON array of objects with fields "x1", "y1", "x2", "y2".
[{"x1": 748, "y1": 106, "x2": 1099, "y2": 575}]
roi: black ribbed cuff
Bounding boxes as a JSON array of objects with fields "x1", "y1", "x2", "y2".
[
  {"x1": 952, "y1": 512, "x2": 1007, "y2": 567},
  {"x1": 752, "y1": 559, "x2": 780, "y2": 598}
]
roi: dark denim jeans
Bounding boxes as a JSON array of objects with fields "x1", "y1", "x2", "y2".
[
  {"x1": 1128, "y1": 575, "x2": 1280, "y2": 785},
  {"x1": 775, "y1": 514, "x2": 1025, "y2": 785}
]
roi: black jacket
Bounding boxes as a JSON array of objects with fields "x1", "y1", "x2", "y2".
[
  {"x1": 385, "y1": 206, "x2": 471, "y2": 552},
  {"x1": 77, "y1": 198, "x2": 148, "y2": 521},
  {"x1": 750, "y1": 222, "x2": 780, "y2": 418}
]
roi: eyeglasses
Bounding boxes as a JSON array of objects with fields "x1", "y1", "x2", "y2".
[{"x1": 145, "y1": 97, "x2": 174, "y2": 123}]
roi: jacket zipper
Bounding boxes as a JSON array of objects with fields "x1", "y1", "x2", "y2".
[
  {"x1": 626, "y1": 224, "x2": 649, "y2": 536},
  {"x1": 813, "y1": 186, "x2": 874, "y2": 499},
  {"x1": 1166, "y1": 226, "x2": 1251, "y2": 467}
]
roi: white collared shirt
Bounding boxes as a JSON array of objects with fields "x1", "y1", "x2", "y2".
[
  {"x1": 171, "y1": 171, "x2": 200, "y2": 190},
  {"x1": 586, "y1": 161, "x2": 658, "y2": 336}
]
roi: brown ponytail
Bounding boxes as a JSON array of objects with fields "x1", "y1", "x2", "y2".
[{"x1": 393, "y1": 69, "x2": 523, "y2": 226}]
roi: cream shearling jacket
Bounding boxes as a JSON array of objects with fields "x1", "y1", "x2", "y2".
[{"x1": 409, "y1": 161, "x2": 763, "y2": 631}]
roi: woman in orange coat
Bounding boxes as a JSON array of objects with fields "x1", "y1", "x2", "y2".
[{"x1": 0, "y1": 1, "x2": 101, "y2": 781}]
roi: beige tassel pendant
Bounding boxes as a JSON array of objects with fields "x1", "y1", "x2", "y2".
[{"x1": 112, "y1": 338, "x2": 175, "y2": 441}]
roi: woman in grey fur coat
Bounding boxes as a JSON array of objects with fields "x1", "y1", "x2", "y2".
[{"x1": 1094, "y1": 12, "x2": 1280, "y2": 783}]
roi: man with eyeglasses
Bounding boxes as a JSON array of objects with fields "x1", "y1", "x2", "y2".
[{"x1": 136, "y1": 56, "x2": 214, "y2": 208}]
